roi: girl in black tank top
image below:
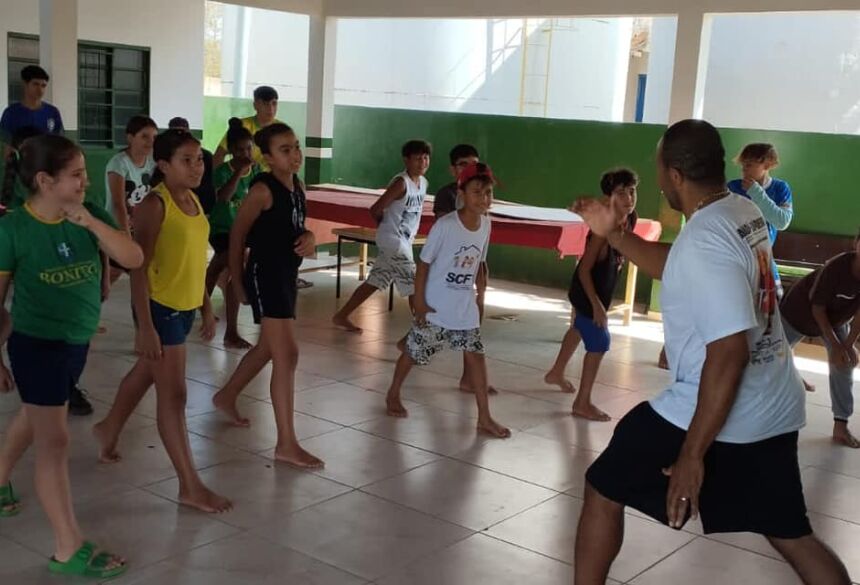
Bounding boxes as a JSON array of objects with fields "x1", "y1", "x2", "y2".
[
  {"x1": 218, "y1": 123, "x2": 325, "y2": 469},
  {"x1": 246, "y1": 172, "x2": 307, "y2": 269}
]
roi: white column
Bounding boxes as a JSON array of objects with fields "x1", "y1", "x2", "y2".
[
  {"x1": 233, "y1": 6, "x2": 251, "y2": 99},
  {"x1": 39, "y1": 0, "x2": 78, "y2": 131},
  {"x1": 304, "y1": 15, "x2": 337, "y2": 184},
  {"x1": 667, "y1": 10, "x2": 712, "y2": 123}
]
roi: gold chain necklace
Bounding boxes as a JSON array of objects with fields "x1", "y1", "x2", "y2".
[{"x1": 693, "y1": 190, "x2": 730, "y2": 215}]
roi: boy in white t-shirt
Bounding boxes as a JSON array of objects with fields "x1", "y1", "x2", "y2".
[
  {"x1": 385, "y1": 162, "x2": 510, "y2": 439},
  {"x1": 333, "y1": 140, "x2": 431, "y2": 333}
]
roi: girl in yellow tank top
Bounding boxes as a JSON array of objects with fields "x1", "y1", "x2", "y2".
[{"x1": 96, "y1": 130, "x2": 232, "y2": 513}]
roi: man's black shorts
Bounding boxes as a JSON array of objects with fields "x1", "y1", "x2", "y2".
[{"x1": 586, "y1": 402, "x2": 812, "y2": 539}]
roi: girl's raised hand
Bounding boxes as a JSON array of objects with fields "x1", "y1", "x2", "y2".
[{"x1": 61, "y1": 203, "x2": 95, "y2": 229}]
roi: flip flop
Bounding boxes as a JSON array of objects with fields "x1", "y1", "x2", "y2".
[
  {"x1": 0, "y1": 482, "x2": 20, "y2": 517},
  {"x1": 48, "y1": 541, "x2": 127, "y2": 580}
]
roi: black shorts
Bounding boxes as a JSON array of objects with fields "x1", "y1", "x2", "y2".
[
  {"x1": 244, "y1": 260, "x2": 298, "y2": 324},
  {"x1": 8, "y1": 332, "x2": 90, "y2": 407},
  {"x1": 209, "y1": 233, "x2": 230, "y2": 255},
  {"x1": 586, "y1": 402, "x2": 812, "y2": 539}
]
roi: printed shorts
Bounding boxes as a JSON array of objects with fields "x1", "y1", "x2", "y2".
[
  {"x1": 405, "y1": 323, "x2": 484, "y2": 366},
  {"x1": 367, "y1": 249, "x2": 416, "y2": 297}
]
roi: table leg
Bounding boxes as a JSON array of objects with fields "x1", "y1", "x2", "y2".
[
  {"x1": 359, "y1": 243, "x2": 368, "y2": 281},
  {"x1": 388, "y1": 283, "x2": 394, "y2": 312},
  {"x1": 336, "y1": 236, "x2": 342, "y2": 299},
  {"x1": 623, "y1": 262, "x2": 638, "y2": 326}
]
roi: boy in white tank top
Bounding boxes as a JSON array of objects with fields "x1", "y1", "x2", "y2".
[{"x1": 333, "y1": 140, "x2": 431, "y2": 333}]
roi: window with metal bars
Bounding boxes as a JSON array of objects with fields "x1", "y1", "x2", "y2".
[
  {"x1": 5, "y1": 33, "x2": 150, "y2": 148},
  {"x1": 7, "y1": 33, "x2": 40, "y2": 104},
  {"x1": 78, "y1": 42, "x2": 150, "y2": 148}
]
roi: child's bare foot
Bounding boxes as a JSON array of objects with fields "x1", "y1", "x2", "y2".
[
  {"x1": 386, "y1": 394, "x2": 409, "y2": 418},
  {"x1": 332, "y1": 314, "x2": 362, "y2": 333},
  {"x1": 477, "y1": 417, "x2": 511, "y2": 438},
  {"x1": 178, "y1": 486, "x2": 232, "y2": 513},
  {"x1": 274, "y1": 445, "x2": 325, "y2": 469},
  {"x1": 92, "y1": 421, "x2": 121, "y2": 463},
  {"x1": 212, "y1": 392, "x2": 251, "y2": 427},
  {"x1": 544, "y1": 371, "x2": 576, "y2": 393},
  {"x1": 458, "y1": 380, "x2": 499, "y2": 395},
  {"x1": 833, "y1": 426, "x2": 860, "y2": 449},
  {"x1": 223, "y1": 333, "x2": 252, "y2": 350},
  {"x1": 572, "y1": 403, "x2": 611, "y2": 422},
  {"x1": 802, "y1": 379, "x2": 816, "y2": 393}
]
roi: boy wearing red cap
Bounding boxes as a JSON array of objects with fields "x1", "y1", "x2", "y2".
[{"x1": 385, "y1": 163, "x2": 510, "y2": 438}]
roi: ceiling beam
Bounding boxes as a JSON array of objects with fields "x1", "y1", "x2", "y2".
[{"x1": 320, "y1": 0, "x2": 859, "y2": 18}]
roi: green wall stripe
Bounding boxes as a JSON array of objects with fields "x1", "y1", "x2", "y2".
[{"x1": 306, "y1": 136, "x2": 333, "y2": 148}]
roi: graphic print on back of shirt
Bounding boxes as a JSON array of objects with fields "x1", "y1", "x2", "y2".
[
  {"x1": 736, "y1": 214, "x2": 781, "y2": 363},
  {"x1": 445, "y1": 244, "x2": 482, "y2": 289}
]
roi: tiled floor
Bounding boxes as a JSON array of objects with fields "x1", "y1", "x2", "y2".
[{"x1": 1, "y1": 263, "x2": 859, "y2": 584}]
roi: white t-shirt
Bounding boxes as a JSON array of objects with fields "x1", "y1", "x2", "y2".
[
  {"x1": 650, "y1": 194, "x2": 805, "y2": 444},
  {"x1": 420, "y1": 212, "x2": 490, "y2": 331},
  {"x1": 376, "y1": 171, "x2": 428, "y2": 255},
  {"x1": 104, "y1": 151, "x2": 156, "y2": 220}
]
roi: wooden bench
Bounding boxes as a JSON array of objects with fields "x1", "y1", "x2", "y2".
[
  {"x1": 333, "y1": 226, "x2": 427, "y2": 311},
  {"x1": 774, "y1": 232, "x2": 856, "y2": 290}
]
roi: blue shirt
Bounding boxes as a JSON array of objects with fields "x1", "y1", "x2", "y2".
[
  {"x1": 0, "y1": 102, "x2": 64, "y2": 142},
  {"x1": 727, "y1": 177, "x2": 792, "y2": 244}
]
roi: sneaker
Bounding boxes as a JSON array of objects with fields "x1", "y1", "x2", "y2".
[
  {"x1": 68, "y1": 385, "x2": 94, "y2": 416},
  {"x1": 296, "y1": 277, "x2": 314, "y2": 289}
]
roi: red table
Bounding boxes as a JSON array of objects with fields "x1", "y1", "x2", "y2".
[{"x1": 305, "y1": 186, "x2": 663, "y2": 324}]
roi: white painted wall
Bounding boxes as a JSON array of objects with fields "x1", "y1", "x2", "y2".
[
  {"x1": 0, "y1": 0, "x2": 205, "y2": 128},
  {"x1": 217, "y1": 4, "x2": 310, "y2": 102},
  {"x1": 333, "y1": 17, "x2": 634, "y2": 121},
  {"x1": 702, "y1": 11, "x2": 860, "y2": 134}
]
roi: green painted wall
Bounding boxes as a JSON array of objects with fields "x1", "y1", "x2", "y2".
[
  {"x1": 202, "y1": 96, "x2": 307, "y2": 154},
  {"x1": 330, "y1": 105, "x2": 666, "y2": 301}
]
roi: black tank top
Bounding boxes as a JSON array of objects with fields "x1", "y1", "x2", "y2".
[
  {"x1": 568, "y1": 212, "x2": 637, "y2": 318},
  {"x1": 246, "y1": 172, "x2": 307, "y2": 269}
]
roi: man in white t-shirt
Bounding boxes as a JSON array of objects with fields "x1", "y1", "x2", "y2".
[
  {"x1": 384, "y1": 162, "x2": 510, "y2": 439},
  {"x1": 571, "y1": 120, "x2": 849, "y2": 585}
]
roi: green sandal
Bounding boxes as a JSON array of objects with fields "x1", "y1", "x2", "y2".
[
  {"x1": 0, "y1": 482, "x2": 20, "y2": 517},
  {"x1": 48, "y1": 541, "x2": 127, "y2": 580}
]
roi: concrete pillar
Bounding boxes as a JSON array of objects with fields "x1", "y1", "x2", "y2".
[
  {"x1": 667, "y1": 10, "x2": 712, "y2": 123},
  {"x1": 304, "y1": 16, "x2": 337, "y2": 185},
  {"x1": 39, "y1": 0, "x2": 78, "y2": 131}
]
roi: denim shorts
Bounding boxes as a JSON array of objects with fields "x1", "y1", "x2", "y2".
[
  {"x1": 149, "y1": 300, "x2": 195, "y2": 346},
  {"x1": 8, "y1": 332, "x2": 90, "y2": 407}
]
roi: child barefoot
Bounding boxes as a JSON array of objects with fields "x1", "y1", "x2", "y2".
[
  {"x1": 211, "y1": 123, "x2": 323, "y2": 468},
  {"x1": 94, "y1": 130, "x2": 231, "y2": 513},
  {"x1": 0, "y1": 135, "x2": 142, "y2": 577},
  {"x1": 206, "y1": 117, "x2": 258, "y2": 349},
  {"x1": 386, "y1": 162, "x2": 509, "y2": 438},
  {"x1": 546, "y1": 168, "x2": 638, "y2": 421},
  {"x1": 332, "y1": 140, "x2": 431, "y2": 333}
]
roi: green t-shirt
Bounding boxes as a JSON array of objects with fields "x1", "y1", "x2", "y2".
[
  {"x1": 0, "y1": 202, "x2": 117, "y2": 343},
  {"x1": 209, "y1": 162, "x2": 258, "y2": 235}
]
